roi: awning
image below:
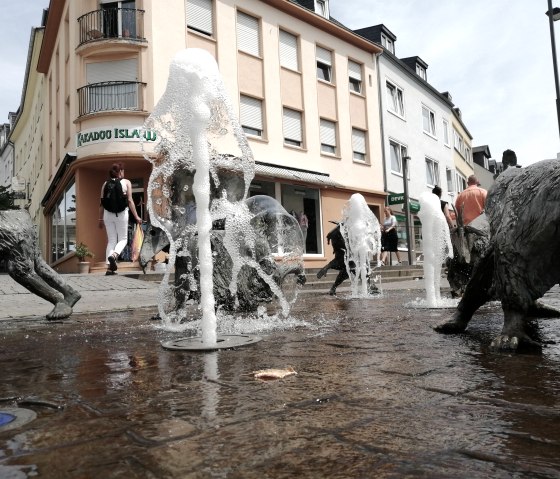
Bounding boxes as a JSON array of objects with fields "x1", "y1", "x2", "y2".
[
  {"x1": 254, "y1": 161, "x2": 341, "y2": 187},
  {"x1": 41, "y1": 152, "x2": 77, "y2": 207}
]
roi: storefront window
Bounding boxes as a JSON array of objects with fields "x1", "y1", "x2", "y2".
[
  {"x1": 51, "y1": 181, "x2": 76, "y2": 262},
  {"x1": 249, "y1": 180, "x2": 323, "y2": 255}
]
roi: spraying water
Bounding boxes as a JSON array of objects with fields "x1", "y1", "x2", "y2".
[
  {"x1": 142, "y1": 49, "x2": 304, "y2": 343},
  {"x1": 340, "y1": 194, "x2": 382, "y2": 297},
  {"x1": 417, "y1": 192, "x2": 453, "y2": 307}
]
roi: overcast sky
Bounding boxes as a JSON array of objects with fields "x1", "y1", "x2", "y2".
[{"x1": 1, "y1": 0, "x2": 559, "y2": 165}]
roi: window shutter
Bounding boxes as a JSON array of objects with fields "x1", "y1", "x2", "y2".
[
  {"x1": 352, "y1": 129, "x2": 366, "y2": 153},
  {"x1": 279, "y1": 30, "x2": 298, "y2": 70},
  {"x1": 86, "y1": 58, "x2": 137, "y2": 83},
  {"x1": 320, "y1": 119, "x2": 336, "y2": 146},
  {"x1": 240, "y1": 96, "x2": 263, "y2": 130},
  {"x1": 186, "y1": 0, "x2": 213, "y2": 35},
  {"x1": 283, "y1": 109, "x2": 302, "y2": 141},
  {"x1": 237, "y1": 11, "x2": 260, "y2": 56},
  {"x1": 316, "y1": 46, "x2": 332, "y2": 65},
  {"x1": 348, "y1": 61, "x2": 362, "y2": 81}
]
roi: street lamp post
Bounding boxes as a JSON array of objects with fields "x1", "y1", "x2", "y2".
[
  {"x1": 547, "y1": 0, "x2": 560, "y2": 138},
  {"x1": 402, "y1": 156, "x2": 414, "y2": 266}
]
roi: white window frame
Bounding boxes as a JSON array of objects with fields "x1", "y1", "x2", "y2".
[
  {"x1": 442, "y1": 119, "x2": 450, "y2": 147},
  {"x1": 455, "y1": 171, "x2": 467, "y2": 192},
  {"x1": 186, "y1": 0, "x2": 213, "y2": 36},
  {"x1": 320, "y1": 118, "x2": 337, "y2": 155},
  {"x1": 389, "y1": 139, "x2": 407, "y2": 175},
  {"x1": 240, "y1": 95, "x2": 263, "y2": 138},
  {"x1": 279, "y1": 30, "x2": 299, "y2": 71},
  {"x1": 425, "y1": 157, "x2": 439, "y2": 187},
  {"x1": 316, "y1": 46, "x2": 332, "y2": 83},
  {"x1": 283, "y1": 108, "x2": 303, "y2": 148},
  {"x1": 422, "y1": 105, "x2": 436, "y2": 137},
  {"x1": 315, "y1": 0, "x2": 329, "y2": 18},
  {"x1": 416, "y1": 64, "x2": 426, "y2": 80},
  {"x1": 381, "y1": 33, "x2": 394, "y2": 54},
  {"x1": 352, "y1": 128, "x2": 367, "y2": 162},
  {"x1": 348, "y1": 60, "x2": 362, "y2": 94},
  {"x1": 237, "y1": 11, "x2": 260, "y2": 57},
  {"x1": 446, "y1": 168, "x2": 455, "y2": 195},
  {"x1": 386, "y1": 80, "x2": 405, "y2": 117}
]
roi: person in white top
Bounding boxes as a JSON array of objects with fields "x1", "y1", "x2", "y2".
[{"x1": 98, "y1": 162, "x2": 142, "y2": 275}]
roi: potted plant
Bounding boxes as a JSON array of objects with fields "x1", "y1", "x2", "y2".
[{"x1": 75, "y1": 242, "x2": 94, "y2": 274}]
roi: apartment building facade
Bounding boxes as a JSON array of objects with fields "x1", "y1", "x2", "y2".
[
  {"x1": 353, "y1": 24, "x2": 471, "y2": 256},
  {"x1": 16, "y1": 0, "x2": 385, "y2": 272}
]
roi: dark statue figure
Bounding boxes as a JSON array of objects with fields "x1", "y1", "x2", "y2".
[
  {"x1": 446, "y1": 211, "x2": 490, "y2": 298},
  {"x1": 316, "y1": 222, "x2": 379, "y2": 296},
  {"x1": 436, "y1": 159, "x2": 560, "y2": 350},
  {"x1": 140, "y1": 195, "x2": 306, "y2": 314},
  {"x1": 0, "y1": 210, "x2": 81, "y2": 319}
]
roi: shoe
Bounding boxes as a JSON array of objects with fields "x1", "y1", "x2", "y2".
[
  {"x1": 328, "y1": 288, "x2": 337, "y2": 296},
  {"x1": 377, "y1": 261, "x2": 384, "y2": 267},
  {"x1": 108, "y1": 254, "x2": 118, "y2": 272},
  {"x1": 105, "y1": 270, "x2": 117, "y2": 276}
]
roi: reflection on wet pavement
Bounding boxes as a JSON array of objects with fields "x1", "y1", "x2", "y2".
[{"x1": 1, "y1": 291, "x2": 560, "y2": 478}]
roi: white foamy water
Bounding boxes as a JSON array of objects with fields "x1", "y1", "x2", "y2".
[
  {"x1": 340, "y1": 193, "x2": 382, "y2": 298},
  {"x1": 417, "y1": 192, "x2": 453, "y2": 308},
  {"x1": 142, "y1": 49, "x2": 303, "y2": 341}
]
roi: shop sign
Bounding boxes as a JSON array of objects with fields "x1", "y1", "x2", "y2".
[
  {"x1": 387, "y1": 193, "x2": 405, "y2": 205},
  {"x1": 76, "y1": 126, "x2": 158, "y2": 148}
]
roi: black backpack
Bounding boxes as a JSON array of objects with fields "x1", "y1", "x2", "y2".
[{"x1": 101, "y1": 178, "x2": 128, "y2": 214}]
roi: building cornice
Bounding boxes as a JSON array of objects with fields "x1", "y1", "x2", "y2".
[
  {"x1": 261, "y1": 0, "x2": 382, "y2": 54},
  {"x1": 37, "y1": 0, "x2": 65, "y2": 74}
]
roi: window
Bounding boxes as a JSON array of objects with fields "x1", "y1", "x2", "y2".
[
  {"x1": 314, "y1": 0, "x2": 329, "y2": 18},
  {"x1": 279, "y1": 30, "x2": 299, "y2": 71},
  {"x1": 283, "y1": 108, "x2": 303, "y2": 147},
  {"x1": 352, "y1": 128, "x2": 366, "y2": 162},
  {"x1": 320, "y1": 119, "x2": 337, "y2": 155},
  {"x1": 455, "y1": 172, "x2": 467, "y2": 192},
  {"x1": 101, "y1": 0, "x2": 137, "y2": 38},
  {"x1": 446, "y1": 168, "x2": 455, "y2": 194},
  {"x1": 389, "y1": 140, "x2": 407, "y2": 174},
  {"x1": 381, "y1": 33, "x2": 394, "y2": 54},
  {"x1": 186, "y1": 0, "x2": 213, "y2": 36},
  {"x1": 240, "y1": 95, "x2": 263, "y2": 138},
  {"x1": 464, "y1": 146, "x2": 471, "y2": 164},
  {"x1": 425, "y1": 157, "x2": 439, "y2": 187},
  {"x1": 416, "y1": 64, "x2": 426, "y2": 80},
  {"x1": 348, "y1": 60, "x2": 362, "y2": 93},
  {"x1": 50, "y1": 181, "x2": 76, "y2": 262},
  {"x1": 386, "y1": 81, "x2": 404, "y2": 117},
  {"x1": 237, "y1": 11, "x2": 260, "y2": 57},
  {"x1": 249, "y1": 180, "x2": 323, "y2": 255},
  {"x1": 422, "y1": 105, "x2": 436, "y2": 136},
  {"x1": 316, "y1": 46, "x2": 332, "y2": 82},
  {"x1": 85, "y1": 59, "x2": 139, "y2": 113},
  {"x1": 442, "y1": 119, "x2": 450, "y2": 146},
  {"x1": 453, "y1": 129, "x2": 463, "y2": 153}
]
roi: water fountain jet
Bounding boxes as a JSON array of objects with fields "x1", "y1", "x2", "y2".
[{"x1": 142, "y1": 49, "x2": 304, "y2": 350}]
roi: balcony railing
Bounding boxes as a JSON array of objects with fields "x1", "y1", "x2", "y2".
[
  {"x1": 78, "y1": 81, "x2": 145, "y2": 116},
  {"x1": 78, "y1": 8, "x2": 145, "y2": 46}
]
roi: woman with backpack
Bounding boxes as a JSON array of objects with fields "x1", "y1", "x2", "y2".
[{"x1": 98, "y1": 163, "x2": 142, "y2": 275}]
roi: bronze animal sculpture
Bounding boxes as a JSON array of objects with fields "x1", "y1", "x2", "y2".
[
  {"x1": 0, "y1": 210, "x2": 81, "y2": 319},
  {"x1": 435, "y1": 159, "x2": 560, "y2": 350}
]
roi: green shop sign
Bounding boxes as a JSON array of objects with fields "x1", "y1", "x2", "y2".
[
  {"x1": 76, "y1": 126, "x2": 157, "y2": 148},
  {"x1": 387, "y1": 193, "x2": 420, "y2": 213}
]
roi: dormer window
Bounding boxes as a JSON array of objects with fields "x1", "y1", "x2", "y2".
[
  {"x1": 315, "y1": 0, "x2": 329, "y2": 18},
  {"x1": 416, "y1": 63, "x2": 426, "y2": 80},
  {"x1": 381, "y1": 33, "x2": 394, "y2": 54}
]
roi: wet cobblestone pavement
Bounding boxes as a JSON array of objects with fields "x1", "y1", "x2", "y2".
[{"x1": 2, "y1": 289, "x2": 560, "y2": 478}]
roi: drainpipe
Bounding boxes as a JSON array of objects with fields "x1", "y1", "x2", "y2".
[{"x1": 375, "y1": 52, "x2": 388, "y2": 194}]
